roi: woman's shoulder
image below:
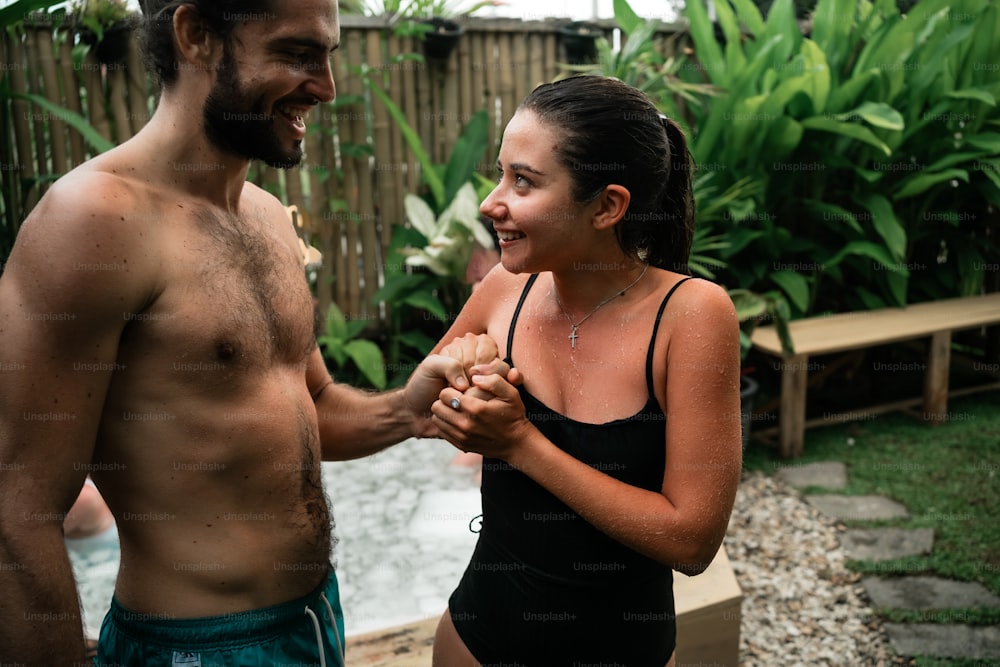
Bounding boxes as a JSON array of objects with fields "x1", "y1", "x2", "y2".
[
  {"x1": 474, "y1": 263, "x2": 537, "y2": 299},
  {"x1": 647, "y1": 271, "x2": 738, "y2": 337}
]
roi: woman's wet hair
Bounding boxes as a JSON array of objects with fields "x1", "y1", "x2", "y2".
[
  {"x1": 519, "y1": 76, "x2": 695, "y2": 274},
  {"x1": 137, "y1": 0, "x2": 274, "y2": 87}
]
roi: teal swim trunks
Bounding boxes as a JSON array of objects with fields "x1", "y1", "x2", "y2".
[{"x1": 94, "y1": 569, "x2": 345, "y2": 667}]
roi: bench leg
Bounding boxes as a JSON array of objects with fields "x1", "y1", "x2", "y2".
[
  {"x1": 780, "y1": 354, "x2": 809, "y2": 458},
  {"x1": 923, "y1": 331, "x2": 951, "y2": 424}
]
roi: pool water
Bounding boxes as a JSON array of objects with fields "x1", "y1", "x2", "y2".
[{"x1": 69, "y1": 437, "x2": 482, "y2": 639}]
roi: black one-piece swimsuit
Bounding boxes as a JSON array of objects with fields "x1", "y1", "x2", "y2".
[{"x1": 448, "y1": 274, "x2": 693, "y2": 666}]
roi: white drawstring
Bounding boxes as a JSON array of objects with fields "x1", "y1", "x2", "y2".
[
  {"x1": 303, "y1": 605, "x2": 326, "y2": 667},
  {"x1": 320, "y1": 592, "x2": 344, "y2": 661},
  {"x1": 304, "y1": 591, "x2": 344, "y2": 667}
]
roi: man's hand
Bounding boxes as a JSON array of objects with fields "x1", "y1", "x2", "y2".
[{"x1": 404, "y1": 333, "x2": 508, "y2": 436}]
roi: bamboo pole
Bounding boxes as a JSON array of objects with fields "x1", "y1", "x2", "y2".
[
  {"x1": 482, "y1": 32, "x2": 500, "y2": 163},
  {"x1": 526, "y1": 32, "x2": 543, "y2": 95},
  {"x1": 306, "y1": 104, "x2": 334, "y2": 319},
  {"x1": 370, "y1": 30, "x2": 399, "y2": 255},
  {"x1": 56, "y1": 33, "x2": 86, "y2": 166},
  {"x1": 107, "y1": 65, "x2": 131, "y2": 145},
  {"x1": 79, "y1": 46, "x2": 112, "y2": 145},
  {"x1": 24, "y1": 29, "x2": 49, "y2": 179},
  {"x1": 383, "y1": 30, "x2": 406, "y2": 245},
  {"x1": 355, "y1": 29, "x2": 381, "y2": 319},
  {"x1": 125, "y1": 31, "x2": 150, "y2": 134},
  {"x1": 340, "y1": 30, "x2": 364, "y2": 318},
  {"x1": 497, "y1": 33, "x2": 516, "y2": 130},
  {"x1": 6, "y1": 31, "x2": 35, "y2": 219},
  {"x1": 399, "y1": 35, "x2": 421, "y2": 197}
]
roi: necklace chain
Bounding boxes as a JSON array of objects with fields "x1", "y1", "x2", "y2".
[{"x1": 554, "y1": 264, "x2": 649, "y2": 349}]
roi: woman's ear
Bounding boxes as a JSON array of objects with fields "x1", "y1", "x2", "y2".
[
  {"x1": 172, "y1": 4, "x2": 224, "y2": 78},
  {"x1": 591, "y1": 184, "x2": 631, "y2": 231}
]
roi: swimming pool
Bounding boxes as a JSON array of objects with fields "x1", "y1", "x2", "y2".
[{"x1": 69, "y1": 437, "x2": 482, "y2": 639}]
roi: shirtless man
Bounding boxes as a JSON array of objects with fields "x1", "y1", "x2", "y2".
[{"x1": 0, "y1": 1, "x2": 501, "y2": 664}]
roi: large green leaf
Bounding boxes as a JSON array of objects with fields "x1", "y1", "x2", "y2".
[
  {"x1": 324, "y1": 302, "x2": 348, "y2": 341},
  {"x1": 800, "y1": 116, "x2": 891, "y2": 155},
  {"x1": 12, "y1": 92, "x2": 114, "y2": 154},
  {"x1": 964, "y1": 133, "x2": 1000, "y2": 152},
  {"x1": 441, "y1": 110, "x2": 488, "y2": 210},
  {"x1": 825, "y1": 240, "x2": 897, "y2": 270},
  {"x1": 810, "y1": 0, "x2": 857, "y2": 76},
  {"x1": 613, "y1": 0, "x2": 643, "y2": 34},
  {"x1": 729, "y1": 0, "x2": 766, "y2": 36},
  {"x1": 396, "y1": 329, "x2": 438, "y2": 356},
  {"x1": 684, "y1": 0, "x2": 725, "y2": 87},
  {"x1": 370, "y1": 82, "x2": 443, "y2": 209},
  {"x1": 894, "y1": 168, "x2": 969, "y2": 200},
  {"x1": 846, "y1": 101, "x2": 904, "y2": 131},
  {"x1": 798, "y1": 40, "x2": 831, "y2": 114},
  {"x1": 344, "y1": 339, "x2": 387, "y2": 390},
  {"x1": 770, "y1": 270, "x2": 810, "y2": 312},
  {"x1": 946, "y1": 87, "x2": 997, "y2": 106},
  {"x1": 0, "y1": 0, "x2": 63, "y2": 29},
  {"x1": 858, "y1": 193, "x2": 906, "y2": 262},
  {"x1": 403, "y1": 290, "x2": 448, "y2": 321},
  {"x1": 760, "y1": 0, "x2": 799, "y2": 65}
]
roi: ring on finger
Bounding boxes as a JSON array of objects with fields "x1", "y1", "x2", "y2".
[{"x1": 449, "y1": 397, "x2": 461, "y2": 410}]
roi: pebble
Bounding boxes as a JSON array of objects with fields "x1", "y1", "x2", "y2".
[{"x1": 729, "y1": 471, "x2": 896, "y2": 666}]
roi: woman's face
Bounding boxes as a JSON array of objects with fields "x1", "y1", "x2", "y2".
[{"x1": 480, "y1": 110, "x2": 598, "y2": 274}]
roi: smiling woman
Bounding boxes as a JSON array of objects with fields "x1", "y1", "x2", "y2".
[{"x1": 426, "y1": 76, "x2": 743, "y2": 666}]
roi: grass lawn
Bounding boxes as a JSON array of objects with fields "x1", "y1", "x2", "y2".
[{"x1": 742, "y1": 390, "x2": 1000, "y2": 666}]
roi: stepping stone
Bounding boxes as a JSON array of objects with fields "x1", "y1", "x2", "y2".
[
  {"x1": 806, "y1": 494, "x2": 909, "y2": 521},
  {"x1": 775, "y1": 461, "x2": 847, "y2": 489},
  {"x1": 884, "y1": 622, "x2": 1000, "y2": 660},
  {"x1": 862, "y1": 575, "x2": 1000, "y2": 610},
  {"x1": 841, "y1": 527, "x2": 935, "y2": 561}
]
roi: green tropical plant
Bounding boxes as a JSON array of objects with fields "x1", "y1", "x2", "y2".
[
  {"x1": 1, "y1": 0, "x2": 115, "y2": 264},
  {"x1": 70, "y1": 0, "x2": 130, "y2": 41},
  {"x1": 562, "y1": 0, "x2": 715, "y2": 123},
  {"x1": 317, "y1": 302, "x2": 388, "y2": 390},
  {"x1": 369, "y1": 76, "x2": 493, "y2": 384},
  {"x1": 681, "y1": 0, "x2": 1000, "y2": 320},
  {"x1": 564, "y1": 0, "x2": 793, "y2": 358},
  {"x1": 401, "y1": 181, "x2": 494, "y2": 277}
]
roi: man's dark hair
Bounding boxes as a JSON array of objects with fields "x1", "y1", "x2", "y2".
[{"x1": 137, "y1": 1, "x2": 274, "y2": 87}]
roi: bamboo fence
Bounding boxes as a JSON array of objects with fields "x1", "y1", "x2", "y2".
[{"x1": 0, "y1": 14, "x2": 680, "y2": 322}]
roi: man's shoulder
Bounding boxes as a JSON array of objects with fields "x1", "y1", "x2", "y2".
[{"x1": 28, "y1": 161, "x2": 149, "y2": 230}]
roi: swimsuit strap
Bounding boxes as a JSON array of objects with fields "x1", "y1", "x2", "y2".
[
  {"x1": 506, "y1": 273, "x2": 540, "y2": 361},
  {"x1": 506, "y1": 273, "x2": 694, "y2": 394},
  {"x1": 645, "y1": 277, "x2": 694, "y2": 396}
]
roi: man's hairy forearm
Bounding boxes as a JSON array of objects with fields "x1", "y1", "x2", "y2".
[
  {"x1": 317, "y1": 383, "x2": 420, "y2": 460},
  {"x1": 0, "y1": 524, "x2": 89, "y2": 666}
]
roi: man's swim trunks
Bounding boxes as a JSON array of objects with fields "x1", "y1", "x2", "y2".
[{"x1": 94, "y1": 569, "x2": 344, "y2": 667}]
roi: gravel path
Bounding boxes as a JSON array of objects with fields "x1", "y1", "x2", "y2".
[{"x1": 729, "y1": 471, "x2": 898, "y2": 666}]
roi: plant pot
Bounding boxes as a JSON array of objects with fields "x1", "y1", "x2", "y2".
[
  {"x1": 739, "y1": 374, "x2": 759, "y2": 452},
  {"x1": 420, "y1": 18, "x2": 464, "y2": 62},
  {"x1": 79, "y1": 21, "x2": 131, "y2": 65},
  {"x1": 560, "y1": 21, "x2": 599, "y2": 64}
]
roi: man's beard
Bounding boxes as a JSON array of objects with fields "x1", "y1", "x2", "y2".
[{"x1": 203, "y1": 49, "x2": 304, "y2": 170}]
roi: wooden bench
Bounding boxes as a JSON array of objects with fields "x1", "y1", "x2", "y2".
[{"x1": 751, "y1": 292, "x2": 1000, "y2": 458}]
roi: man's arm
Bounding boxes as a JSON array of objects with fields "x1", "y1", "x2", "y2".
[
  {"x1": 0, "y1": 173, "x2": 155, "y2": 665},
  {"x1": 309, "y1": 334, "x2": 506, "y2": 461}
]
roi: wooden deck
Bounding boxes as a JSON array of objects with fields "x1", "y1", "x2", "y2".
[{"x1": 345, "y1": 616, "x2": 438, "y2": 666}]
